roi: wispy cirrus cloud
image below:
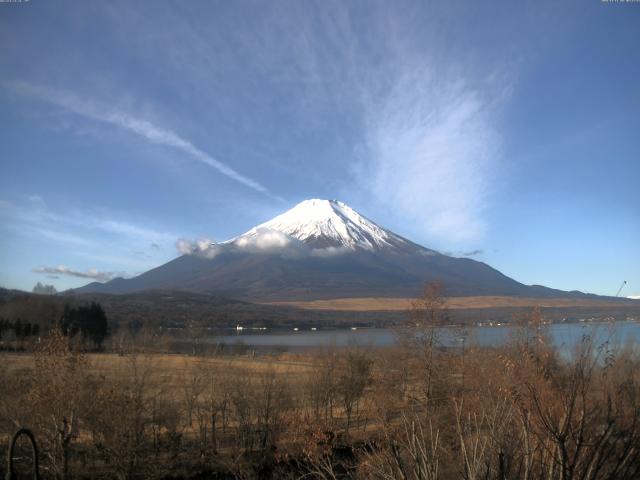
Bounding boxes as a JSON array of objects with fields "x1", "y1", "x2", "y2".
[
  {"x1": 8, "y1": 82, "x2": 278, "y2": 199},
  {"x1": 32, "y1": 265, "x2": 123, "y2": 282},
  {"x1": 196, "y1": 2, "x2": 509, "y2": 244},
  {"x1": 92, "y1": 219, "x2": 175, "y2": 245},
  {"x1": 0, "y1": 196, "x2": 175, "y2": 249},
  {"x1": 358, "y1": 68, "x2": 506, "y2": 243},
  {"x1": 0, "y1": 196, "x2": 178, "y2": 279},
  {"x1": 31, "y1": 226, "x2": 97, "y2": 247}
]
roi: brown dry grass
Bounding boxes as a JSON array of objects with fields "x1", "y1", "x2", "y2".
[
  {"x1": 263, "y1": 295, "x2": 632, "y2": 311},
  {"x1": 0, "y1": 352, "x2": 316, "y2": 390},
  {"x1": 3, "y1": 330, "x2": 640, "y2": 480}
]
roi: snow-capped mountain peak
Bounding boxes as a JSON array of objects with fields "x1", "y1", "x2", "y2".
[{"x1": 231, "y1": 199, "x2": 418, "y2": 251}]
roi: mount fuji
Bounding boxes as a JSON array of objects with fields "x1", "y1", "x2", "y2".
[{"x1": 75, "y1": 199, "x2": 589, "y2": 300}]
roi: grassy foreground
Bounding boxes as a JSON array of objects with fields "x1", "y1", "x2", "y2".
[
  {"x1": 2, "y1": 315, "x2": 640, "y2": 480},
  {"x1": 265, "y1": 295, "x2": 638, "y2": 311}
]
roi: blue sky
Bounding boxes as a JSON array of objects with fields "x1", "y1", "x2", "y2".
[{"x1": 0, "y1": 0, "x2": 638, "y2": 297}]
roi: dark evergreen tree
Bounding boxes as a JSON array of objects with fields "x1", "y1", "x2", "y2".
[
  {"x1": 59, "y1": 302, "x2": 109, "y2": 349},
  {"x1": 60, "y1": 304, "x2": 80, "y2": 337},
  {"x1": 85, "y1": 302, "x2": 109, "y2": 348},
  {"x1": 14, "y1": 319, "x2": 23, "y2": 338},
  {"x1": 23, "y1": 322, "x2": 32, "y2": 337}
]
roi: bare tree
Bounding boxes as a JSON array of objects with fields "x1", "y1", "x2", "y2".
[
  {"x1": 362, "y1": 410, "x2": 441, "y2": 480},
  {"x1": 306, "y1": 348, "x2": 338, "y2": 425},
  {"x1": 453, "y1": 398, "x2": 513, "y2": 480},
  {"x1": 27, "y1": 328, "x2": 89, "y2": 479},
  {"x1": 337, "y1": 349, "x2": 373, "y2": 435},
  {"x1": 86, "y1": 352, "x2": 157, "y2": 480},
  {"x1": 404, "y1": 281, "x2": 448, "y2": 404},
  {"x1": 229, "y1": 371, "x2": 255, "y2": 450},
  {"x1": 182, "y1": 361, "x2": 205, "y2": 428},
  {"x1": 255, "y1": 367, "x2": 292, "y2": 449},
  {"x1": 194, "y1": 361, "x2": 231, "y2": 455},
  {"x1": 186, "y1": 320, "x2": 205, "y2": 356}
]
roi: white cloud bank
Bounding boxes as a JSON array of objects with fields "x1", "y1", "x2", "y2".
[
  {"x1": 176, "y1": 238, "x2": 220, "y2": 259},
  {"x1": 177, "y1": 228, "x2": 352, "y2": 259},
  {"x1": 235, "y1": 229, "x2": 303, "y2": 253}
]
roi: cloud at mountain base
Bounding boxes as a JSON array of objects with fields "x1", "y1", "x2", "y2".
[
  {"x1": 176, "y1": 229, "x2": 352, "y2": 260},
  {"x1": 176, "y1": 238, "x2": 220, "y2": 258}
]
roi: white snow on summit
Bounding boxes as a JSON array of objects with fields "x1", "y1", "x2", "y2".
[{"x1": 231, "y1": 199, "x2": 419, "y2": 252}]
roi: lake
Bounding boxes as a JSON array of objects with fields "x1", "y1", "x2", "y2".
[{"x1": 206, "y1": 320, "x2": 640, "y2": 351}]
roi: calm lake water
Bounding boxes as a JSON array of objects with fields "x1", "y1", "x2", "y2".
[{"x1": 208, "y1": 321, "x2": 640, "y2": 351}]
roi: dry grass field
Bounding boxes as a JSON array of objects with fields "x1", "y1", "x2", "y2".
[
  {"x1": 2, "y1": 324, "x2": 640, "y2": 479},
  {"x1": 264, "y1": 295, "x2": 634, "y2": 311},
  {"x1": 0, "y1": 350, "x2": 316, "y2": 393},
  {"x1": 2, "y1": 290, "x2": 640, "y2": 479}
]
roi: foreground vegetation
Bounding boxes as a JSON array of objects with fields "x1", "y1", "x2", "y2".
[{"x1": 1, "y1": 286, "x2": 640, "y2": 479}]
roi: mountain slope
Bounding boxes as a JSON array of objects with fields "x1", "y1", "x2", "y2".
[{"x1": 75, "y1": 199, "x2": 596, "y2": 300}]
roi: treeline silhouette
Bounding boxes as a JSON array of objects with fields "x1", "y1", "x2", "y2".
[
  {"x1": 0, "y1": 318, "x2": 41, "y2": 339},
  {"x1": 0, "y1": 299, "x2": 108, "y2": 350}
]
